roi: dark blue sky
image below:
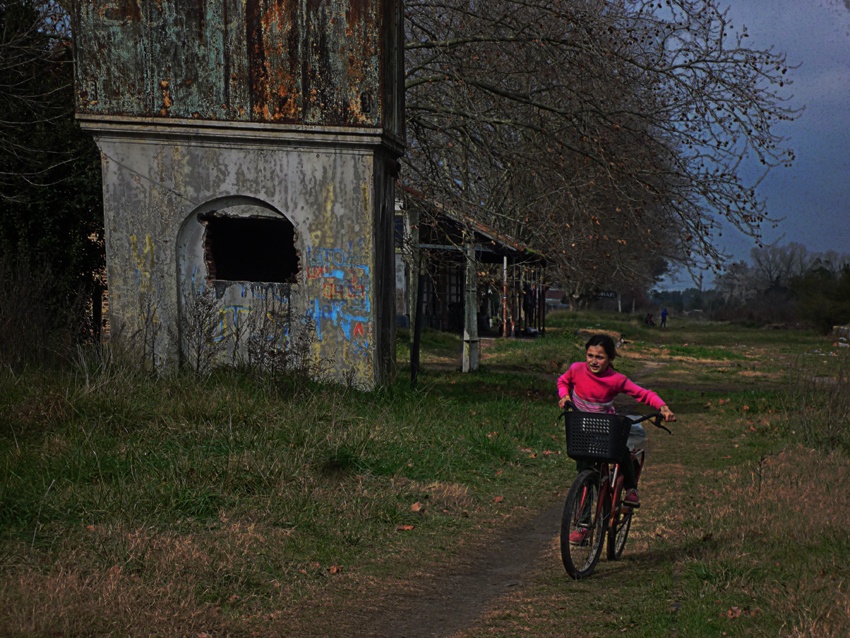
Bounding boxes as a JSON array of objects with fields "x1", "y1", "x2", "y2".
[
  {"x1": 721, "y1": 0, "x2": 850, "y2": 259},
  {"x1": 666, "y1": 0, "x2": 850, "y2": 288}
]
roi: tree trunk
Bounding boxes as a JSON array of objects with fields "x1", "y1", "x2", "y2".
[{"x1": 462, "y1": 234, "x2": 479, "y2": 372}]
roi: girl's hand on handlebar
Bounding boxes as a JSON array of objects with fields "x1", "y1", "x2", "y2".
[
  {"x1": 660, "y1": 405, "x2": 676, "y2": 422},
  {"x1": 558, "y1": 396, "x2": 569, "y2": 410}
]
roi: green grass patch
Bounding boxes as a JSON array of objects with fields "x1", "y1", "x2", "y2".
[
  {"x1": 656, "y1": 343, "x2": 747, "y2": 360},
  {"x1": 1, "y1": 311, "x2": 848, "y2": 636}
]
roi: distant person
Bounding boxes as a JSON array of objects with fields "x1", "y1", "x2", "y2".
[
  {"x1": 557, "y1": 334, "x2": 675, "y2": 521},
  {"x1": 644, "y1": 313, "x2": 655, "y2": 327},
  {"x1": 661, "y1": 307, "x2": 668, "y2": 328}
]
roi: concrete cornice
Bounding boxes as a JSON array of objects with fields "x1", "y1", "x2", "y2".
[{"x1": 76, "y1": 114, "x2": 405, "y2": 155}]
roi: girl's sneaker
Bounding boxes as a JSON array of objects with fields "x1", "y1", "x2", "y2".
[
  {"x1": 569, "y1": 527, "x2": 590, "y2": 546},
  {"x1": 624, "y1": 488, "x2": 640, "y2": 507}
]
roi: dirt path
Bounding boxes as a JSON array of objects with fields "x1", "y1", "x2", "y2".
[
  {"x1": 291, "y1": 362, "x2": 680, "y2": 638},
  {"x1": 322, "y1": 350, "x2": 662, "y2": 638},
  {"x1": 282, "y1": 498, "x2": 566, "y2": 638},
  {"x1": 356, "y1": 503, "x2": 563, "y2": 638},
  {"x1": 292, "y1": 335, "x2": 790, "y2": 638},
  {"x1": 275, "y1": 335, "x2": 817, "y2": 638}
]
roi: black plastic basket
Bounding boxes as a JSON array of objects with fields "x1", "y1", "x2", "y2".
[{"x1": 564, "y1": 411, "x2": 631, "y2": 461}]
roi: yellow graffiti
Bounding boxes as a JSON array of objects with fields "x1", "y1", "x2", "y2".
[
  {"x1": 324, "y1": 182, "x2": 335, "y2": 215},
  {"x1": 130, "y1": 234, "x2": 155, "y2": 293},
  {"x1": 215, "y1": 306, "x2": 252, "y2": 342},
  {"x1": 361, "y1": 182, "x2": 370, "y2": 215},
  {"x1": 130, "y1": 234, "x2": 158, "y2": 327},
  {"x1": 310, "y1": 182, "x2": 336, "y2": 246}
]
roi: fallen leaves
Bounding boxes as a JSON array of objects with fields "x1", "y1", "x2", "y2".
[
  {"x1": 705, "y1": 398, "x2": 733, "y2": 409},
  {"x1": 723, "y1": 606, "x2": 759, "y2": 619},
  {"x1": 298, "y1": 561, "x2": 342, "y2": 576},
  {"x1": 517, "y1": 447, "x2": 559, "y2": 459}
]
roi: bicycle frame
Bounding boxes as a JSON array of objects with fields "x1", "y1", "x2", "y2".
[
  {"x1": 603, "y1": 445, "x2": 645, "y2": 525},
  {"x1": 584, "y1": 445, "x2": 645, "y2": 535},
  {"x1": 560, "y1": 406, "x2": 669, "y2": 578}
]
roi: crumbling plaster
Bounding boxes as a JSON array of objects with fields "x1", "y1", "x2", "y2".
[{"x1": 84, "y1": 117, "x2": 398, "y2": 388}]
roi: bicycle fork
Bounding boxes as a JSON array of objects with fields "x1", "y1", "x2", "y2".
[
  {"x1": 575, "y1": 461, "x2": 640, "y2": 533},
  {"x1": 575, "y1": 475, "x2": 610, "y2": 531},
  {"x1": 606, "y1": 467, "x2": 627, "y2": 530},
  {"x1": 575, "y1": 484, "x2": 596, "y2": 528}
]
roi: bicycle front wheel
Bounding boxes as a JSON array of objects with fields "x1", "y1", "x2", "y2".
[{"x1": 560, "y1": 469, "x2": 606, "y2": 579}]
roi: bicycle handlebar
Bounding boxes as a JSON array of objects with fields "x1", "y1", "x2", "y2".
[
  {"x1": 560, "y1": 401, "x2": 672, "y2": 434},
  {"x1": 629, "y1": 411, "x2": 672, "y2": 434}
]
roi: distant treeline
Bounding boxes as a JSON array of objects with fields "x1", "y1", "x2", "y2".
[{"x1": 652, "y1": 243, "x2": 850, "y2": 332}]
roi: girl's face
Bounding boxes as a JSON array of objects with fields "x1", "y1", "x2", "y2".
[{"x1": 585, "y1": 345, "x2": 611, "y2": 375}]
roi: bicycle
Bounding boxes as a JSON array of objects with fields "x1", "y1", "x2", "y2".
[{"x1": 559, "y1": 402, "x2": 671, "y2": 579}]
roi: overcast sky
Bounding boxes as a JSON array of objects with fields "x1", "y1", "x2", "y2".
[{"x1": 667, "y1": 0, "x2": 850, "y2": 287}]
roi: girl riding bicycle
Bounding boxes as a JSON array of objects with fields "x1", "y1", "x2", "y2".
[{"x1": 557, "y1": 334, "x2": 675, "y2": 509}]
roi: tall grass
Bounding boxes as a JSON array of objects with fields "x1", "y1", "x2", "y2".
[
  {"x1": 0, "y1": 343, "x2": 562, "y2": 635},
  {"x1": 2, "y1": 310, "x2": 847, "y2": 636},
  {"x1": 669, "y1": 447, "x2": 850, "y2": 637},
  {"x1": 778, "y1": 352, "x2": 850, "y2": 454}
]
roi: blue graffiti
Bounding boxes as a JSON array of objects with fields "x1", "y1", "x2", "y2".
[
  {"x1": 305, "y1": 240, "x2": 371, "y2": 270},
  {"x1": 350, "y1": 339, "x2": 371, "y2": 358},
  {"x1": 304, "y1": 242, "x2": 373, "y2": 352},
  {"x1": 214, "y1": 305, "x2": 251, "y2": 342},
  {"x1": 310, "y1": 298, "x2": 370, "y2": 342}
]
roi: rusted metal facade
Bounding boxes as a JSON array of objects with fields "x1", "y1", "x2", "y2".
[
  {"x1": 73, "y1": 0, "x2": 405, "y2": 389},
  {"x1": 73, "y1": 0, "x2": 404, "y2": 138}
]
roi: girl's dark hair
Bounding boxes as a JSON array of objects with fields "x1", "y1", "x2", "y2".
[{"x1": 585, "y1": 334, "x2": 617, "y2": 360}]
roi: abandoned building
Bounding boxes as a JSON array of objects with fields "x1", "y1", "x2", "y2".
[
  {"x1": 72, "y1": 0, "x2": 405, "y2": 389},
  {"x1": 395, "y1": 188, "x2": 547, "y2": 350}
]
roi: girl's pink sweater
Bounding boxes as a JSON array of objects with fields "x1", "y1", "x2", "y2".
[{"x1": 556, "y1": 362, "x2": 666, "y2": 411}]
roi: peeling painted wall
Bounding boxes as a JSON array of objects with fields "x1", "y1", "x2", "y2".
[
  {"x1": 89, "y1": 124, "x2": 396, "y2": 386},
  {"x1": 72, "y1": 0, "x2": 404, "y2": 139},
  {"x1": 73, "y1": 0, "x2": 404, "y2": 389}
]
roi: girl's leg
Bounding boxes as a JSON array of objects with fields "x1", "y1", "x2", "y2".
[
  {"x1": 620, "y1": 450, "x2": 641, "y2": 506},
  {"x1": 620, "y1": 452, "x2": 638, "y2": 490}
]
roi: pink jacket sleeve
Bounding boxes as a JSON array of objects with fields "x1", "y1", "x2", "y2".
[
  {"x1": 620, "y1": 377, "x2": 666, "y2": 410},
  {"x1": 556, "y1": 365, "x2": 575, "y2": 400}
]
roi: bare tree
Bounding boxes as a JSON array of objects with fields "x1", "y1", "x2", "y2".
[
  {"x1": 714, "y1": 260, "x2": 757, "y2": 304},
  {"x1": 404, "y1": 0, "x2": 800, "y2": 295},
  {"x1": 0, "y1": 1, "x2": 103, "y2": 344},
  {"x1": 0, "y1": 0, "x2": 75, "y2": 202},
  {"x1": 808, "y1": 250, "x2": 850, "y2": 277},
  {"x1": 750, "y1": 242, "x2": 810, "y2": 292}
]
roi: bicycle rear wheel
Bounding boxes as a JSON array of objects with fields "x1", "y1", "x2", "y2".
[
  {"x1": 607, "y1": 487, "x2": 634, "y2": 560},
  {"x1": 560, "y1": 469, "x2": 606, "y2": 579}
]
